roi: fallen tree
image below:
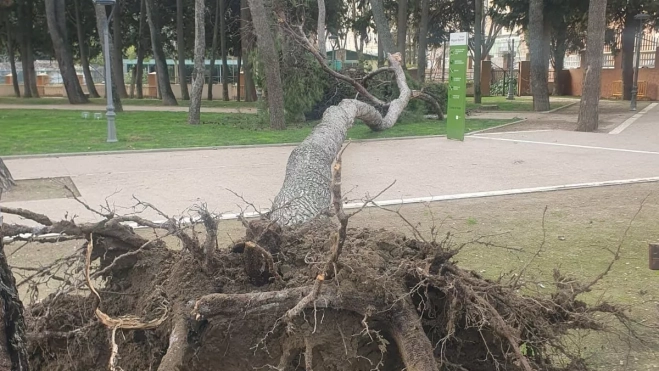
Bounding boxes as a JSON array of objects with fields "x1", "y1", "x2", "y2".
[{"x1": 0, "y1": 27, "x2": 643, "y2": 371}]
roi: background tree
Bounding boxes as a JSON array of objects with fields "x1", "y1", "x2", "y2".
[
  {"x1": 112, "y1": 0, "x2": 128, "y2": 98},
  {"x1": 474, "y1": 0, "x2": 483, "y2": 103},
  {"x1": 369, "y1": 0, "x2": 395, "y2": 55},
  {"x1": 94, "y1": 3, "x2": 124, "y2": 112},
  {"x1": 188, "y1": 0, "x2": 205, "y2": 124},
  {"x1": 16, "y1": 0, "x2": 40, "y2": 98},
  {"x1": 241, "y1": 0, "x2": 258, "y2": 102},
  {"x1": 247, "y1": 0, "x2": 286, "y2": 129},
  {"x1": 528, "y1": 0, "x2": 550, "y2": 111},
  {"x1": 220, "y1": 0, "x2": 229, "y2": 101},
  {"x1": 176, "y1": 0, "x2": 191, "y2": 100},
  {"x1": 144, "y1": 0, "x2": 178, "y2": 105},
  {"x1": 208, "y1": 0, "x2": 220, "y2": 100},
  {"x1": 396, "y1": 0, "x2": 407, "y2": 65},
  {"x1": 577, "y1": 0, "x2": 608, "y2": 132},
  {"x1": 45, "y1": 0, "x2": 89, "y2": 104},
  {"x1": 1, "y1": 10, "x2": 21, "y2": 97},
  {"x1": 73, "y1": 0, "x2": 100, "y2": 98},
  {"x1": 417, "y1": 0, "x2": 429, "y2": 82}
]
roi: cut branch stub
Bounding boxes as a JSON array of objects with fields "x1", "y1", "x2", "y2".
[{"x1": 268, "y1": 53, "x2": 411, "y2": 226}]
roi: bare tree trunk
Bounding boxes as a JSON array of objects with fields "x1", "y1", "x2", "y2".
[
  {"x1": 112, "y1": 0, "x2": 128, "y2": 98},
  {"x1": 208, "y1": 0, "x2": 220, "y2": 100},
  {"x1": 94, "y1": 4, "x2": 124, "y2": 112},
  {"x1": 474, "y1": 0, "x2": 483, "y2": 103},
  {"x1": 74, "y1": 0, "x2": 100, "y2": 98},
  {"x1": 528, "y1": 0, "x2": 550, "y2": 111},
  {"x1": 25, "y1": 42, "x2": 39, "y2": 97},
  {"x1": 18, "y1": 0, "x2": 39, "y2": 98},
  {"x1": 241, "y1": 0, "x2": 257, "y2": 102},
  {"x1": 417, "y1": 0, "x2": 429, "y2": 82},
  {"x1": 317, "y1": 0, "x2": 326, "y2": 56},
  {"x1": 45, "y1": 0, "x2": 89, "y2": 104},
  {"x1": 220, "y1": 0, "x2": 229, "y2": 101},
  {"x1": 4, "y1": 18, "x2": 20, "y2": 97},
  {"x1": 621, "y1": 20, "x2": 634, "y2": 101},
  {"x1": 135, "y1": 0, "x2": 146, "y2": 99},
  {"x1": 176, "y1": 0, "x2": 190, "y2": 100},
  {"x1": 370, "y1": 0, "x2": 395, "y2": 55},
  {"x1": 145, "y1": 0, "x2": 178, "y2": 105},
  {"x1": 552, "y1": 43, "x2": 566, "y2": 96},
  {"x1": 269, "y1": 53, "x2": 410, "y2": 225},
  {"x1": 576, "y1": 0, "x2": 607, "y2": 132},
  {"x1": 396, "y1": 0, "x2": 407, "y2": 63},
  {"x1": 188, "y1": 0, "x2": 205, "y2": 124},
  {"x1": 247, "y1": 0, "x2": 286, "y2": 129}
]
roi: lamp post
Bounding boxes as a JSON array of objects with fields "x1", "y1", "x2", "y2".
[
  {"x1": 506, "y1": 39, "x2": 515, "y2": 100},
  {"x1": 94, "y1": 0, "x2": 117, "y2": 142},
  {"x1": 630, "y1": 13, "x2": 650, "y2": 111}
]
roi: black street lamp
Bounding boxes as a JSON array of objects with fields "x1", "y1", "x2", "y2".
[
  {"x1": 94, "y1": 0, "x2": 118, "y2": 142},
  {"x1": 630, "y1": 13, "x2": 650, "y2": 111}
]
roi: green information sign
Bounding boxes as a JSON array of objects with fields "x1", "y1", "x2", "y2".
[{"x1": 447, "y1": 32, "x2": 469, "y2": 141}]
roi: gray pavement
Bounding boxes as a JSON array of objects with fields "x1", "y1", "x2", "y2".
[{"x1": 2, "y1": 102, "x2": 658, "y2": 225}]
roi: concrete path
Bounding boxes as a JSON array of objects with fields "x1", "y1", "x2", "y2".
[
  {"x1": 0, "y1": 104, "x2": 257, "y2": 114},
  {"x1": 2, "y1": 102, "x2": 658, "y2": 225}
]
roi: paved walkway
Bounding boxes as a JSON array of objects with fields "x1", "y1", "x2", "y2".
[
  {"x1": 2, "y1": 102, "x2": 658, "y2": 225},
  {"x1": 0, "y1": 104, "x2": 257, "y2": 114}
]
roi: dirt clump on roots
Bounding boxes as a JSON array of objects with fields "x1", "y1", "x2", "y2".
[{"x1": 23, "y1": 216, "x2": 624, "y2": 371}]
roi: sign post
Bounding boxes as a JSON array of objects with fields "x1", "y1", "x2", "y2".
[{"x1": 447, "y1": 32, "x2": 469, "y2": 141}]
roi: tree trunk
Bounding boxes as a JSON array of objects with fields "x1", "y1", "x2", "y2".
[
  {"x1": 528, "y1": 0, "x2": 550, "y2": 111},
  {"x1": 236, "y1": 53, "x2": 242, "y2": 101},
  {"x1": 247, "y1": 0, "x2": 286, "y2": 130},
  {"x1": 552, "y1": 43, "x2": 566, "y2": 96},
  {"x1": 18, "y1": 0, "x2": 39, "y2": 98},
  {"x1": 317, "y1": 0, "x2": 326, "y2": 56},
  {"x1": 208, "y1": 0, "x2": 220, "y2": 100},
  {"x1": 576, "y1": 0, "x2": 607, "y2": 132},
  {"x1": 220, "y1": 0, "x2": 229, "y2": 101},
  {"x1": 417, "y1": 0, "x2": 429, "y2": 82},
  {"x1": 94, "y1": 4, "x2": 124, "y2": 112},
  {"x1": 4, "y1": 19, "x2": 20, "y2": 97},
  {"x1": 474, "y1": 0, "x2": 483, "y2": 103},
  {"x1": 74, "y1": 0, "x2": 100, "y2": 98},
  {"x1": 269, "y1": 53, "x2": 410, "y2": 225},
  {"x1": 396, "y1": 0, "x2": 407, "y2": 65},
  {"x1": 176, "y1": 0, "x2": 190, "y2": 100},
  {"x1": 144, "y1": 0, "x2": 178, "y2": 105},
  {"x1": 135, "y1": 0, "x2": 146, "y2": 99},
  {"x1": 241, "y1": 0, "x2": 257, "y2": 102},
  {"x1": 25, "y1": 42, "x2": 39, "y2": 97},
  {"x1": 45, "y1": 0, "x2": 89, "y2": 104},
  {"x1": 370, "y1": 0, "x2": 395, "y2": 55},
  {"x1": 188, "y1": 0, "x2": 205, "y2": 124},
  {"x1": 621, "y1": 20, "x2": 635, "y2": 101},
  {"x1": 112, "y1": 0, "x2": 128, "y2": 98}
]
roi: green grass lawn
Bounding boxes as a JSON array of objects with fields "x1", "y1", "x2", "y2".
[
  {"x1": 0, "y1": 96, "x2": 257, "y2": 109},
  {"x1": 0, "y1": 110, "x2": 512, "y2": 155},
  {"x1": 465, "y1": 96, "x2": 574, "y2": 112}
]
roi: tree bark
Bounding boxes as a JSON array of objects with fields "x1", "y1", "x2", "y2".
[
  {"x1": 241, "y1": 0, "x2": 257, "y2": 102},
  {"x1": 528, "y1": 0, "x2": 550, "y2": 111},
  {"x1": 208, "y1": 0, "x2": 220, "y2": 100},
  {"x1": 576, "y1": 0, "x2": 607, "y2": 132},
  {"x1": 74, "y1": 0, "x2": 100, "y2": 98},
  {"x1": 269, "y1": 53, "x2": 409, "y2": 226},
  {"x1": 247, "y1": 0, "x2": 286, "y2": 129},
  {"x1": 417, "y1": 0, "x2": 429, "y2": 82},
  {"x1": 94, "y1": 4, "x2": 124, "y2": 112},
  {"x1": 220, "y1": 0, "x2": 229, "y2": 101},
  {"x1": 112, "y1": 0, "x2": 128, "y2": 98},
  {"x1": 144, "y1": 0, "x2": 179, "y2": 105},
  {"x1": 552, "y1": 41, "x2": 566, "y2": 96},
  {"x1": 18, "y1": 0, "x2": 39, "y2": 98},
  {"x1": 188, "y1": 0, "x2": 205, "y2": 125},
  {"x1": 135, "y1": 0, "x2": 147, "y2": 99},
  {"x1": 45, "y1": 0, "x2": 89, "y2": 104},
  {"x1": 621, "y1": 19, "x2": 635, "y2": 101},
  {"x1": 370, "y1": 0, "x2": 395, "y2": 55},
  {"x1": 4, "y1": 18, "x2": 20, "y2": 97},
  {"x1": 396, "y1": 0, "x2": 407, "y2": 65},
  {"x1": 474, "y1": 0, "x2": 483, "y2": 103},
  {"x1": 176, "y1": 0, "x2": 190, "y2": 100},
  {"x1": 317, "y1": 0, "x2": 326, "y2": 56}
]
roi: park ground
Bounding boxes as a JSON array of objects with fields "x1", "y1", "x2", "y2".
[{"x1": 1, "y1": 96, "x2": 658, "y2": 370}]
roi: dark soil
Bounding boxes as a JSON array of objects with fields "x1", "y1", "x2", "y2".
[{"x1": 24, "y1": 218, "x2": 622, "y2": 371}]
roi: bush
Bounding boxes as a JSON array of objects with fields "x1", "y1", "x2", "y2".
[
  {"x1": 421, "y1": 82, "x2": 448, "y2": 116},
  {"x1": 491, "y1": 78, "x2": 517, "y2": 96}
]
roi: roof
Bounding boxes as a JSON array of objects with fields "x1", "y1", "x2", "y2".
[{"x1": 327, "y1": 49, "x2": 379, "y2": 61}]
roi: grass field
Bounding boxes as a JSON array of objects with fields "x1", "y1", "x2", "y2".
[
  {"x1": 0, "y1": 96, "x2": 575, "y2": 112},
  {"x1": 0, "y1": 109, "x2": 513, "y2": 155}
]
